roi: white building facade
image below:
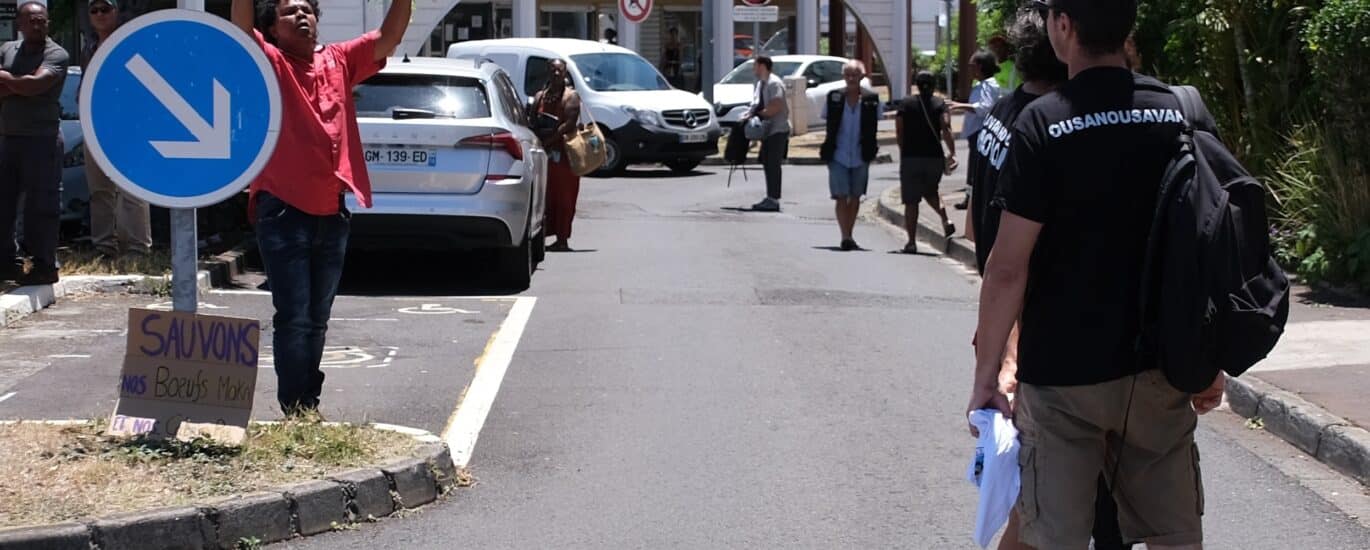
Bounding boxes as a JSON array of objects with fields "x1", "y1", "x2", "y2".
[{"x1": 315, "y1": 0, "x2": 920, "y2": 99}]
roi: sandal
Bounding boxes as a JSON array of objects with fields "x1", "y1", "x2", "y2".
[{"x1": 901, "y1": 243, "x2": 919, "y2": 254}]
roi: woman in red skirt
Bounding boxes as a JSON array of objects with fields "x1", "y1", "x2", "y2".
[{"x1": 533, "y1": 59, "x2": 583, "y2": 252}]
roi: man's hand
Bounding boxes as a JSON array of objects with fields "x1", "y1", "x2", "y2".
[
  {"x1": 1192, "y1": 373, "x2": 1226, "y2": 414},
  {"x1": 966, "y1": 384, "x2": 1012, "y2": 437},
  {"x1": 997, "y1": 357, "x2": 1018, "y2": 396},
  {"x1": 944, "y1": 156, "x2": 958, "y2": 175}
]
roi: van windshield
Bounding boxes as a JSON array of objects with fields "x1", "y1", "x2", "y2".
[{"x1": 570, "y1": 53, "x2": 671, "y2": 92}]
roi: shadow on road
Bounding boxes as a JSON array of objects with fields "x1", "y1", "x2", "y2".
[
  {"x1": 585, "y1": 168, "x2": 717, "y2": 180},
  {"x1": 244, "y1": 248, "x2": 532, "y2": 297}
]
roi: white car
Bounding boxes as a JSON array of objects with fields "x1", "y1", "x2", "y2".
[
  {"x1": 348, "y1": 57, "x2": 548, "y2": 289},
  {"x1": 710, "y1": 55, "x2": 875, "y2": 130},
  {"x1": 449, "y1": 38, "x2": 722, "y2": 175}
]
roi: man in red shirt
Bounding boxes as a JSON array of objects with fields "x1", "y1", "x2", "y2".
[{"x1": 231, "y1": 0, "x2": 410, "y2": 416}]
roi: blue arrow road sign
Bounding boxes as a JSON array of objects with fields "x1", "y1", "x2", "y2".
[{"x1": 80, "y1": 9, "x2": 281, "y2": 209}]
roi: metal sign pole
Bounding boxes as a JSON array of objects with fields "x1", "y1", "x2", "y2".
[
  {"x1": 702, "y1": 3, "x2": 713, "y2": 103},
  {"x1": 753, "y1": 21, "x2": 760, "y2": 57},
  {"x1": 172, "y1": 0, "x2": 203, "y2": 314},
  {"x1": 170, "y1": 209, "x2": 198, "y2": 313}
]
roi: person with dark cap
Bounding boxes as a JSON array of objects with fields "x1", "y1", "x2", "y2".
[
  {"x1": 969, "y1": 0, "x2": 1216, "y2": 547},
  {"x1": 84, "y1": 0, "x2": 153, "y2": 261},
  {"x1": 894, "y1": 70, "x2": 957, "y2": 254},
  {"x1": 0, "y1": 2, "x2": 70, "y2": 285}
]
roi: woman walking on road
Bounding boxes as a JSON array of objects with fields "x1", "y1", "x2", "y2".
[
  {"x1": 534, "y1": 59, "x2": 583, "y2": 252},
  {"x1": 894, "y1": 71, "x2": 959, "y2": 254}
]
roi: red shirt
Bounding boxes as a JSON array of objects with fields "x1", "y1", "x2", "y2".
[{"x1": 249, "y1": 30, "x2": 386, "y2": 216}]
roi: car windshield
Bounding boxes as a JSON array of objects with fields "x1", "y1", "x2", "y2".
[
  {"x1": 353, "y1": 74, "x2": 491, "y2": 119},
  {"x1": 719, "y1": 61, "x2": 801, "y2": 85},
  {"x1": 570, "y1": 53, "x2": 670, "y2": 92},
  {"x1": 761, "y1": 29, "x2": 790, "y2": 55},
  {"x1": 59, "y1": 73, "x2": 81, "y2": 120}
]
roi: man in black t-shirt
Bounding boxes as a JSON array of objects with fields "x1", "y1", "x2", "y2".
[{"x1": 968, "y1": 1, "x2": 1219, "y2": 548}]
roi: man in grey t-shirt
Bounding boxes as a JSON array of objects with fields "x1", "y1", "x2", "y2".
[
  {"x1": 0, "y1": 1, "x2": 69, "y2": 285},
  {"x1": 739, "y1": 56, "x2": 789, "y2": 212}
]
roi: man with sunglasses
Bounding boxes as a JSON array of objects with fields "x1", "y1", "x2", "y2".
[
  {"x1": 969, "y1": 1, "x2": 1214, "y2": 548},
  {"x1": 83, "y1": 0, "x2": 153, "y2": 261},
  {"x1": 0, "y1": 2, "x2": 70, "y2": 286}
]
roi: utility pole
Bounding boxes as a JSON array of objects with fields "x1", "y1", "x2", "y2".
[
  {"x1": 956, "y1": 0, "x2": 977, "y2": 101},
  {"x1": 943, "y1": 0, "x2": 952, "y2": 94}
]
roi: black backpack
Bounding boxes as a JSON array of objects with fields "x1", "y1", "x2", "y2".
[{"x1": 1137, "y1": 85, "x2": 1291, "y2": 393}]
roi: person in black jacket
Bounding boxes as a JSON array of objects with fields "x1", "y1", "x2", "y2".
[{"x1": 819, "y1": 60, "x2": 881, "y2": 250}]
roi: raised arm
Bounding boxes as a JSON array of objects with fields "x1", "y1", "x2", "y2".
[
  {"x1": 231, "y1": 0, "x2": 254, "y2": 36},
  {"x1": 373, "y1": 0, "x2": 413, "y2": 61}
]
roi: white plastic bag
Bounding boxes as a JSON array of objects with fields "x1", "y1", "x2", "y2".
[{"x1": 967, "y1": 409, "x2": 1021, "y2": 548}]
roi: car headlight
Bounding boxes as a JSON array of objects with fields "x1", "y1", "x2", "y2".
[
  {"x1": 622, "y1": 106, "x2": 662, "y2": 127},
  {"x1": 63, "y1": 143, "x2": 85, "y2": 168}
]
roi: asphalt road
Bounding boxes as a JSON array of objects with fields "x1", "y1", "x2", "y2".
[
  {"x1": 2, "y1": 162, "x2": 1367, "y2": 548},
  {"x1": 292, "y1": 163, "x2": 1364, "y2": 548}
]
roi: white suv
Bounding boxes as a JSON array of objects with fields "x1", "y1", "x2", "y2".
[
  {"x1": 348, "y1": 57, "x2": 547, "y2": 289},
  {"x1": 449, "y1": 38, "x2": 722, "y2": 175}
]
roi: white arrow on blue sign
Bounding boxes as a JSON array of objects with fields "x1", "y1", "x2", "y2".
[{"x1": 79, "y1": 9, "x2": 281, "y2": 209}]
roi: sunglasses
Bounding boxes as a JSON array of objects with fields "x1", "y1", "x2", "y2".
[{"x1": 89, "y1": 5, "x2": 114, "y2": 14}]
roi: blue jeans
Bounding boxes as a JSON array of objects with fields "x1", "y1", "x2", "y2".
[{"x1": 255, "y1": 192, "x2": 349, "y2": 412}]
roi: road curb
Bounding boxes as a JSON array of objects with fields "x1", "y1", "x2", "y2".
[
  {"x1": 1, "y1": 271, "x2": 210, "y2": 330},
  {"x1": 874, "y1": 186, "x2": 1370, "y2": 488},
  {"x1": 874, "y1": 186, "x2": 977, "y2": 266},
  {"x1": 199, "y1": 240, "x2": 256, "y2": 289},
  {"x1": 0, "y1": 422, "x2": 458, "y2": 550},
  {"x1": 1224, "y1": 375, "x2": 1370, "y2": 486}
]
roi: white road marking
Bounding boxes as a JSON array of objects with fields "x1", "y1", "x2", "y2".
[
  {"x1": 0, "y1": 392, "x2": 15, "y2": 404},
  {"x1": 48, "y1": 354, "x2": 92, "y2": 359},
  {"x1": 442, "y1": 296, "x2": 537, "y2": 468},
  {"x1": 399, "y1": 303, "x2": 479, "y2": 315},
  {"x1": 333, "y1": 318, "x2": 400, "y2": 322},
  {"x1": 210, "y1": 289, "x2": 271, "y2": 296}
]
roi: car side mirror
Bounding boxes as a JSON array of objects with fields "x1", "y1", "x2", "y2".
[{"x1": 806, "y1": 78, "x2": 820, "y2": 89}]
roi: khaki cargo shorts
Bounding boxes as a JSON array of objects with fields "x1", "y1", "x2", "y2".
[{"x1": 1015, "y1": 369, "x2": 1204, "y2": 548}]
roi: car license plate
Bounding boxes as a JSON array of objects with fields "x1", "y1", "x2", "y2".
[
  {"x1": 364, "y1": 147, "x2": 437, "y2": 167},
  {"x1": 680, "y1": 132, "x2": 707, "y2": 144}
]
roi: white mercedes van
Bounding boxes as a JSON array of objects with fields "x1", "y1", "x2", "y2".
[{"x1": 448, "y1": 38, "x2": 722, "y2": 175}]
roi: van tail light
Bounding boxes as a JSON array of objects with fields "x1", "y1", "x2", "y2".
[{"x1": 459, "y1": 132, "x2": 523, "y2": 161}]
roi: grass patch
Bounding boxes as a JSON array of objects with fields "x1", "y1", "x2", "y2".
[
  {"x1": 56, "y1": 247, "x2": 173, "y2": 277},
  {"x1": 0, "y1": 420, "x2": 418, "y2": 529}
]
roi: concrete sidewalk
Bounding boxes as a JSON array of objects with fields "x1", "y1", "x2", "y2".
[{"x1": 875, "y1": 185, "x2": 1370, "y2": 486}]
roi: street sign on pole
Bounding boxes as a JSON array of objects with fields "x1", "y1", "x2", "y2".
[
  {"x1": 733, "y1": 5, "x2": 779, "y2": 23},
  {"x1": 80, "y1": 10, "x2": 281, "y2": 210},
  {"x1": 620, "y1": 0, "x2": 652, "y2": 24},
  {"x1": 80, "y1": 9, "x2": 281, "y2": 314}
]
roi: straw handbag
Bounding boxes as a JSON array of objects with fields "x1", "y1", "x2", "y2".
[{"x1": 566, "y1": 106, "x2": 607, "y2": 176}]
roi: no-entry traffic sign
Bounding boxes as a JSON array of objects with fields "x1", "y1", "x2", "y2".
[
  {"x1": 80, "y1": 9, "x2": 281, "y2": 209},
  {"x1": 620, "y1": 0, "x2": 652, "y2": 24}
]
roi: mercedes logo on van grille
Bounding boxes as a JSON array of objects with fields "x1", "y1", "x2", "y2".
[{"x1": 684, "y1": 111, "x2": 699, "y2": 128}]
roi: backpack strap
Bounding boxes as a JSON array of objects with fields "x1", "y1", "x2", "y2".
[{"x1": 1169, "y1": 85, "x2": 1220, "y2": 138}]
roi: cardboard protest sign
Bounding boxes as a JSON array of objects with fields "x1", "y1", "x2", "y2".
[{"x1": 107, "y1": 308, "x2": 260, "y2": 444}]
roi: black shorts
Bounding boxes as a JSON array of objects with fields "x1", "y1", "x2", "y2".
[{"x1": 900, "y1": 157, "x2": 945, "y2": 205}]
